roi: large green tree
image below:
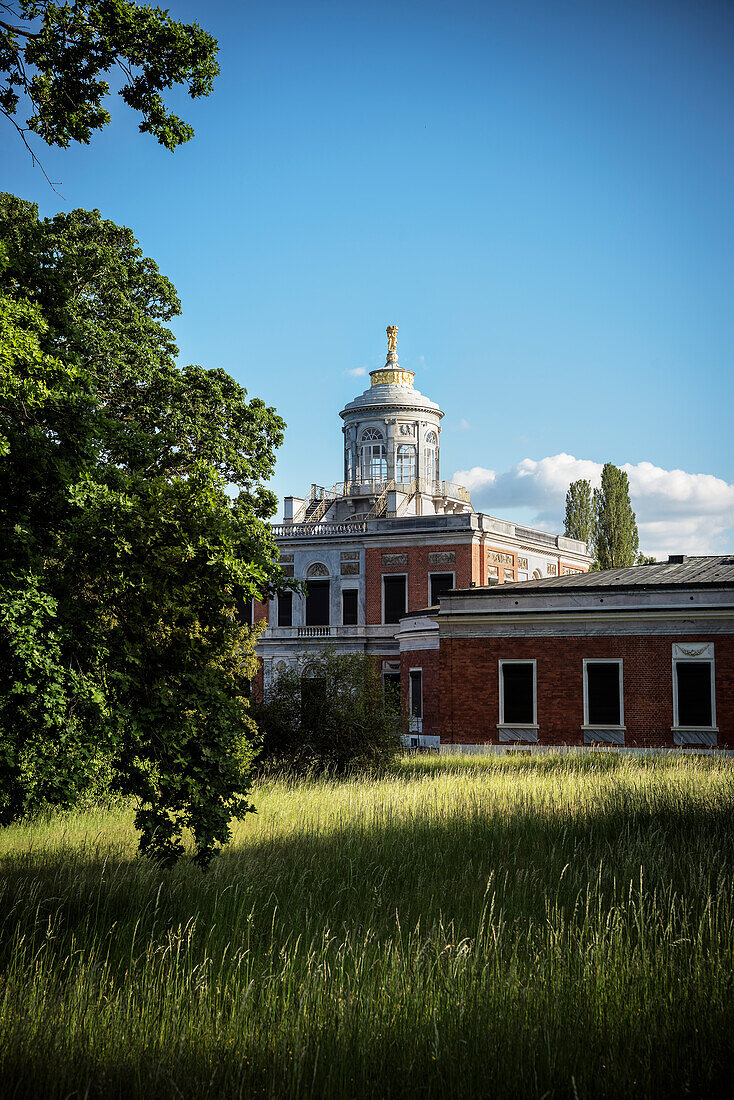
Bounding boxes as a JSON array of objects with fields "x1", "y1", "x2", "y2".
[
  {"x1": 0, "y1": 0, "x2": 218, "y2": 154},
  {"x1": 563, "y1": 478, "x2": 593, "y2": 551},
  {"x1": 0, "y1": 193, "x2": 285, "y2": 864},
  {"x1": 593, "y1": 463, "x2": 640, "y2": 570}
]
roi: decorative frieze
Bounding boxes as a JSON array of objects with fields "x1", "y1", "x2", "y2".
[
  {"x1": 517, "y1": 557, "x2": 528, "y2": 570},
  {"x1": 307, "y1": 562, "x2": 329, "y2": 577},
  {"x1": 673, "y1": 642, "x2": 713, "y2": 658},
  {"x1": 562, "y1": 566, "x2": 583, "y2": 576},
  {"x1": 281, "y1": 564, "x2": 295, "y2": 578},
  {"x1": 488, "y1": 550, "x2": 514, "y2": 566},
  {"x1": 547, "y1": 564, "x2": 557, "y2": 576},
  {"x1": 488, "y1": 565, "x2": 499, "y2": 578},
  {"x1": 429, "y1": 551, "x2": 455, "y2": 565},
  {"x1": 340, "y1": 551, "x2": 359, "y2": 560},
  {"x1": 340, "y1": 562, "x2": 359, "y2": 575},
  {"x1": 279, "y1": 553, "x2": 294, "y2": 563},
  {"x1": 382, "y1": 553, "x2": 408, "y2": 568}
]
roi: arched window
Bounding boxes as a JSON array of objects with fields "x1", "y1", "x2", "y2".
[
  {"x1": 360, "y1": 428, "x2": 387, "y2": 480},
  {"x1": 396, "y1": 444, "x2": 416, "y2": 483},
  {"x1": 424, "y1": 431, "x2": 438, "y2": 487}
]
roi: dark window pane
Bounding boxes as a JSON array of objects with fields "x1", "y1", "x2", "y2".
[
  {"x1": 277, "y1": 592, "x2": 292, "y2": 627},
  {"x1": 677, "y1": 662, "x2": 712, "y2": 726},
  {"x1": 410, "y1": 670, "x2": 422, "y2": 717},
  {"x1": 305, "y1": 580, "x2": 330, "y2": 626},
  {"x1": 587, "y1": 663, "x2": 621, "y2": 725},
  {"x1": 502, "y1": 663, "x2": 534, "y2": 724},
  {"x1": 430, "y1": 573, "x2": 454, "y2": 606},
  {"x1": 342, "y1": 589, "x2": 358, "y2": 625},
  {"x1": 384, "y1": 576, "x2": 407, "y2": 624},
  {"x1": 383, "y1": 672, "x2": 401, "y2": 707},
  {"x1": 236, "y1": 596, "x2": 253, "y2": 626}
]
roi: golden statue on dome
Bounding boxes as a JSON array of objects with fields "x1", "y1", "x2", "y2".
[{"x1": 369, "y1": 324, "x2": 414, "y2": 386}]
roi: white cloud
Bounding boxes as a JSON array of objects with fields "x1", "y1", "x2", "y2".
[
  {"x1": 343, "y1": 366, "x2": 367, "y2": 378},
  {"x1": 452, "y1": 453, "x2": 734, "y2": 558}
]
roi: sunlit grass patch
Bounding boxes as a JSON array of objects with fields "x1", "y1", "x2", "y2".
[{"x1": 0, "y1": 753, "x2": 732, "y2": 1098}]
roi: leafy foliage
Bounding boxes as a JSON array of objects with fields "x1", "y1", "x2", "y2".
[
  {"x1": 593, "y1": 463, "x2": 640, "y2": 570},
  {"x1": 563, "y1": 478, "x2": 593, "y2": 551},
  {"x1": 0, "y1": 192, "x2": 285, "y2": 865},
  {"x1": 0, "y1": 1, "x2": 218, "y2": 152},
  {"x1": 253, "y1": 650, "x2": 404, "y2": 772}
]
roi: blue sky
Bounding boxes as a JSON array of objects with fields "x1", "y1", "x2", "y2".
[{"x1": 4, "y1": 0, "x2": 733, "y2": 555}]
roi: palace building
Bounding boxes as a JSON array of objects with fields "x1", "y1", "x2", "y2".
[{"x1": 256, "y1": 326, "x2": 591, "y2": 732}]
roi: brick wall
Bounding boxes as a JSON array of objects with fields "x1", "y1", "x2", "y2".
[
  {"x1": 439, "y1": 633, "x2": 734, "y2": 749},
  {"x1": 365, "y1": 543, "x2": 474, "y2": 624},
  {"x1": 400, "y1": 647, "x2": 441, "y2": 736}
]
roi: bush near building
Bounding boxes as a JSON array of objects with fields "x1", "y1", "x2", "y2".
[{"x1": 253, "y1": 650, "x2": 404, "y2": 771}]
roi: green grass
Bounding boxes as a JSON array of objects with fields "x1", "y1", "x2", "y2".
[{"x1": 0, "y1": 753, "x2": 733, "y2": 1098}]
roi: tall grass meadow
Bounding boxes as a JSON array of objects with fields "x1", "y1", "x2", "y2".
[{"x1": 0, "y1": 752, "x2": 732, "y2": 1097}]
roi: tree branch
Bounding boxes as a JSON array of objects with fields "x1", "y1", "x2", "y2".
[
  {"x1": 0, "y1": 105, "x2": 63, "y2": 195},
  {"x1": 0, "y1": 18, "x2": 40, "y2": 38}
]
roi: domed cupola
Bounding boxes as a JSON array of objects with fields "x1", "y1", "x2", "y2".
[{"x1": 340, "y1": 326, "x2": 444, "y2": 490}]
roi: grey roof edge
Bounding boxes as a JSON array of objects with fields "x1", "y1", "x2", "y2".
[{"x1": 447, "y1": 556, "x2": 734, "y2": 597}]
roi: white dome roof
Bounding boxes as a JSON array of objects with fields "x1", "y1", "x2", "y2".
[{"x1": 340, "y1": 381, "x2": 443, "y2": 420}]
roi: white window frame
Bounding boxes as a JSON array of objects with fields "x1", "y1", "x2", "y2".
[
  {"x1": 382, "y1": 573, "x2": 408, "y2": 625},
  {"x1": 582, "y1": 658, "x2": 624, "y2": 729},
  {"x1": 429, "y1": 570, "x2": 455, "y2": 606},
  {"x1": 409, "y1": 667, "x2": 423, "y2": 731},
  {"x1": 672, "y1": 653, "x2": 717, "y2": 731},
  {"x1": 396, "y1": 444, "x2": 416, "y2": 483},
  {"x1": 360, "y1": 441, "x2": 387, "y2": 480},
  {"x1": 498, "y1": 659, "x2": 538, "y2": 728}
]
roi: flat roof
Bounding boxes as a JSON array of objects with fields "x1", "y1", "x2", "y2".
[{"x1": 452, "y1": 556, "x2": 734, "y2": 597}]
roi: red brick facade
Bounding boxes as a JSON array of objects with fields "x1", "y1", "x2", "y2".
[
  {"x1": 438, "y1": 633, "x2": 734, "y2": 749},
  {"x1": 400, "y1": 647, "x2": 441, "y2": 737},
  {"x1": 365, "y1": 543, "x2": 473, "y2": 624}
]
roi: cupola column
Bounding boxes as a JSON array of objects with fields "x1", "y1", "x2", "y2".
[{"x1": 385, "y1": 417, "x2": 397, "y2": 482}]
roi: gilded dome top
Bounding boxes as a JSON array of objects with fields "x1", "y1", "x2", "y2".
[{"x1": 339, "y1": 325, "x2": 443, "y2": 420}]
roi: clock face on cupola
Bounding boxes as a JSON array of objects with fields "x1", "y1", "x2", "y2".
[{"x1": 339, "y1": 326, "x2": 444, "y2": 489}]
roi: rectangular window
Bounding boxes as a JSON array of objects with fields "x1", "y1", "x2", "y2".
[
  {"x1": 277, "y1": 591, "x2": 293, "y2": 627},
  {"x1": 305, "y1": 580, "x2": 330, "y2": 626},
  {"x1": 383, "y1": 672, "x2": 401, "y2": 706},
  {"x1": 584, "y1": 660, "x2": 623, "y2": 726},
  {"x1": 342, "y1": 589, "x2": 358, "y2": 625},
  {"x1": 429, "y1": 572, "x2": 454, "y2": 606},
  {"x1": 499, "y1": 661, "x2": 536, "y2": 725},
  {"x1": 383, "y1": 575, "x2": 407, "y2": 624},
  {"x1": 236, "y1": 596, "x2": 253, "y2": 626},
  {"x1": 675, "y1": 661, "x2": 714, "y2": 727},
  {"x1": 409, "y1": 669, "x2": 422, "y2": 718}
]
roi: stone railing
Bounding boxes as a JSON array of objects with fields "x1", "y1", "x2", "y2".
[
  {"x1": 514, "y1": 525, "x2": 558, "y2": 547},
  {"x1": 297, "y1": 626, "x2": 331, "y2": 638},
  {"x1": 271, "y1": 521, "x2": 369, "y2": 538}
]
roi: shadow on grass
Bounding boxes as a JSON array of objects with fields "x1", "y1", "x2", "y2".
[
  {"x1": 0, "y1": 787, "x2": 733, "y2": 1099},
  {"x1": 0, "y1": 789, "x2": 731, "y2": 967}
]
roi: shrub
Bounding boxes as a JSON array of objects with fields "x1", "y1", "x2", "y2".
[{"x1": 253, "y1": 650, "x2": 404, "y2": 771}]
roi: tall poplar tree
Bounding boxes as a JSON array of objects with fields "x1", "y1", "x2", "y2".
[
  {"x1": 593, "y1": 463, "x2": 639, "y2": 570},
  {"x1": 563, "y1": 479, "x2": 593, "y2": 550}
]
